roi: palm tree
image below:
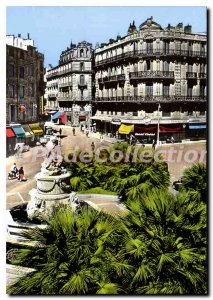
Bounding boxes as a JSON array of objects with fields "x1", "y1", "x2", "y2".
[
  {"x1": 8, "y1": 206, "x2": 124, "y2": 295},
  {"x1": 181, "y1": 163, "x2": 207, "y2": 202},
  {"x1": 117, "y1": 189, "x2": 207, "y2": 294}
]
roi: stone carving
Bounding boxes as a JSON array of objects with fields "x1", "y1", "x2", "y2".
[
  {"x1": 68, "y1": 192, "x2": 80, "y2": 211},
  {"x1": 27, "y1": 189, "x2": 46, "y2": 220}
]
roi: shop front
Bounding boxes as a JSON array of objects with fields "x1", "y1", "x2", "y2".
[
  {"x1": 186, "y1": 124, "x2": 206, "y2": 140},
  {"x1": 6, "y1": 126, "x2": 16, "y2": 157},
  {"x1": 29, "y1": 123, "x2": 44, "y2": 141},
  {"x1": 22, "y1": 124, "x2": 35, "y2": 145}
]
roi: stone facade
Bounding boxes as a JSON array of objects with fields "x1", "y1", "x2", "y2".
[
  {"x1": 45, "y1": 41, "x2": 93, "y2": 124},
  {"x1": 94, "y1": 17, "x2": 207, "y2": 116},
  {"x1": 6, "y1": 34, "x2": 44, "y2": 124}
]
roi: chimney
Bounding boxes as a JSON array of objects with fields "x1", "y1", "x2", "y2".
[
  {"x1": 27, "y1": 33, "x2": 30, "y2": 39},
  {"x1": 18, "y1": 34, "x2": 21, "y2": 38}
]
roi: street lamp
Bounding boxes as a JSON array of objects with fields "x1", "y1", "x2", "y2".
[{"x1": 157, "y1": 103, "x2": 161, "y2": 145}]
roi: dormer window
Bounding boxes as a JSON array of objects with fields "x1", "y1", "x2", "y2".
[{"x1": 80, "y1": 49, "x2": 84, "y2": 57}]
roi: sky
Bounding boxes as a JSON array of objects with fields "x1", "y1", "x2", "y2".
[{"x1": 6, "y1": 6, "x2": 207, "y2": 68}]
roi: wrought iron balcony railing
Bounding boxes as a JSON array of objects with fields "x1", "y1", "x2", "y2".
[
  {"x1": 186, "y1": 72, "x2": 197, "y2": 78},
  {"x1": 95, "y1": 50, "x2": 206, "y2": 67},
  {"x1": 98, "y1": 74, "x2": 125, "y2": 83},
  {"x1": 94, "y1": 95, "x2": 206, "y2": 102},
  {"x1": 129, "y1": 71, "x2": 174, "y2": 79}
]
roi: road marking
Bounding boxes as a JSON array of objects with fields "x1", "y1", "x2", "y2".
[{"x1": 17, "y1": 192, "x2": 25, "y2": 203}]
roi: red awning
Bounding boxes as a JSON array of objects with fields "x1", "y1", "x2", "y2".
[
  {"x1": 6, "y1": 128, "x2": 15, "y2": 138},
  {"x1": 79, "y1": 115, "x2": 86, "y2": 121},
  {"x1": 134, "y1": 125, "x2": 157, "y2": 134},
  {"x1": 59, "y1": 112, "x2": 66, "y2": 124},
  {"x1": 159, "y1": 125, "x2": 183, "y2": 133}
]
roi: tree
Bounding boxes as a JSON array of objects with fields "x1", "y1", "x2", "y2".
[
  {"x1": 117, "y1": 189, "x2": 207, "y2": 294},
  {"x1": 8, "y1": 206, "x2": 123, "y2": 295}
]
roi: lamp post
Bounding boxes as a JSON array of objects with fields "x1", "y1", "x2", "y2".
[{"x1": 157, "y1": 103, "x2": 161, "y2": 145}]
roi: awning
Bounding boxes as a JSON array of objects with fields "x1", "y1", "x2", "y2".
[
  {"x1": 159, "y1": 125, "x2": 183, "y2": 133},
  {"x1": 11, "y1": 126, "x2": 26, "y2": 139},
  {"x1": 59, "y1": 112, "x2": 66, "y2": 124},
  {"x1": 118, "y1": 124, "x2": 134, "y2": 134},
  {"x1": 51, "y1": 111, "x2": 63, "y2": 120},
  {"x1": 79, "y1": 115, "x2": 86, "y2": 121},
  {"x1": 189, "y1": 124, "x2": 206, "y2": 129},
  {"x1": 22, "y1": 125, "x2": 34, "y2": 138},
  {"x1": 29, "y1": 123, "x2": 43, "y2": 136},
  {"x1": 6, "y1": 127, "x2": 15, "y2": 138},
  {"x1": 134, "y1": 125, "x2": 157, "y2": 134}
]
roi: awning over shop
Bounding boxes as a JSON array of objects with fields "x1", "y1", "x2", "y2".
[
  {"x1": 11, "y1": 126, "x2": 26, "y2": 139},
  {"x1": 22, "y1": 125, "x2": 34, "y2": 138},
  {"x1": 29, "y1": 124, "x2": 43, "y2": 136},
  {"x1": 6, "y1": 127, "x2": 15, "y2": 138},
  {"x1": 79, "y1": 115, "x2": 86, "y2": 121},
  {"x1": 189, "y1": 124, "x2": 206, "y2": 129},
  {"x1": 159, "y1": 125, "x2": 183, "y2": 133},
  {"x1": 118, "y1": 124, "x2": 134, "y2": 134},
  {"x1": 134, "y1": 125, "x2": 157, "y2": 134},
  {"x1": 51, "y1": 111, "x2": 63, "y2": 120}
]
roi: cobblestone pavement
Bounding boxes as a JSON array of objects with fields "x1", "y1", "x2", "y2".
[{"x1": 6, "y1": 126, "x2": 206, "y2": 210}]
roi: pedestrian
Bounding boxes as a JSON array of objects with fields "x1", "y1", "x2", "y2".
[
  {"x1": 91, "y1": 142, "x2": 95, "y2": 152},
  {"x1": 171, "y1": 136, "x2": 174, "y2": 144},
  {"x1": 72, "y1": 127, "x2": 75, "y2": 136},
  {"x1": 152, "y1": 139, "x2": 156, "y2": 150},
  {"x1": 18, "y1": 166, "x2": 25, "y2": 181},
  {"x1": 59, "y1": 128, "x2": 62, "y2": 136}
]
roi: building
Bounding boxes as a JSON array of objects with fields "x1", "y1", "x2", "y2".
[
  {"x1": 45, "y1": 41, "x2": 94, "y2": 126},
  {"x1": 6, "y1": 34, "x2": 44, "y2": 124},
  {"x1": 93, "y1": 17, "x2": 207, "y2": 142}
]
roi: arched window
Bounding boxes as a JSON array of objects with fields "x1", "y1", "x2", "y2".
[
  {"x1": 80, "y1": 49, "x2": 84, "y2": 57},
  {"x1": 80, "y1": 75, "x2": 85, "y2": 85}
]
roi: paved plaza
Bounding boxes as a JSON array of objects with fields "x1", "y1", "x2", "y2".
[{"x1": 6, "y1": 126, "x2": 206, "y2": 212}]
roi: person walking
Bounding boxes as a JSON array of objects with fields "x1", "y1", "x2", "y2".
[
  {"x1": 91, "y1": 142, "x2": 95, "y2": 152},
  {"x1": 171, "y1": 136, "x2": 174, "y2": 144},
  {"x1": 152, "y1": 139, "x2": 156, "y2": 150},
  {"x1": 18, "y1": 166, "x2": 25, "y2": 181},
  {"x1": 72, "y1": 127, "x2": 75, "y2": 136}
]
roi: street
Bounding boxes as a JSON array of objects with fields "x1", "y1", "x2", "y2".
[{"x1": 6, "y1": 126, "x2": 206, "y2": 210}]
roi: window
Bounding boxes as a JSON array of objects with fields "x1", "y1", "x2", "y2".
[
  {"x1": 20, "y1": 51, "x2": 25, "y2": 59},
  {"x1": 9, "y1": 64, "x2": 15, "y2": 77},
  {"x1": 146, "y1": 60, "x2": 151, "y2": 71},
  {"x1": 80, "y1": 62, "x2": 84, "y2": 71},
  {"x1": 19, "y1": 86, "x2": 25, "y2": 98},
  {"x1": 30, "y1": 83, "x2": 35, "y2": 97},
  {"x1": 80, "y1": 49, "x2": 84, "y2": 57},
  {"x1": 9, "y1": 85, "x2": 15, "y2": 97},
  {"x1": 164, "y1": 42, "x2": 170, "y2": 54},
  {"x1": 146, "y1": 84, "x2": 153, "y2": 96},
  {"x1": 188, "y1": 43, "x2": 193, "y2": 55},
  {"x1": 200, "y1": 85, "x2": 206, "y2": 97},
  {"x1": 80, "y1": 75, "x2": 85, "y2": 85},
  {"x1": 146, "y1": 41, "x2": 153, "y2": 54},
  {"x1": 29, "y1": 64, "x2": 34, "y2": 76},
  {"x1": 188, "y1": 64, "x2": 193, "y2": 73},
  {"x1": 163, "y1": 61, "x2": 169, "y2": 72},
  {"x1": 163, "y1": 85, "x2": 170, "y2": 96},
  {"x1": 19, "y1": 66, "x2": 25, "y2": 79},
  {"x1": 187, "y1": 86, "x2": 193, "y2": 97}
]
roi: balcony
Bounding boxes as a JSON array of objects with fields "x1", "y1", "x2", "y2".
[
  {"x1": 94, "y1": 95, "x2": 207, "y2": 103},
  {"x1": 58, "y1": 82, "x2": 72, "y2": 87},
  {"x1": 95, "y1": 50, "x2": 206, "y2": 67},
  {"x1": 46, "y1": 72, "x2": 59, "y2": 79},
  {"x1": 129, "y1": 71, "x2": 174, "y2": 80},
  {"x1": 199, "y1": 73, "x2": 207, "y2": 79},
  {"x1": 186, "y1": 72, "x2": 197, "y2": 79},
  {"x1": 48, "y1": 93, "x2": 58, "y2": 98},
  {"x1": 98, "y1": 74, "x2": 125, "y2": 83}
]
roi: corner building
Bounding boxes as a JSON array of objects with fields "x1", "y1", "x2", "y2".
[
  {"x1": 93, "y1": 17, "x2": 207, "y2": 142},
  {"x1": 45, "y1": 41, "x2": 93, "y2": 126}
]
